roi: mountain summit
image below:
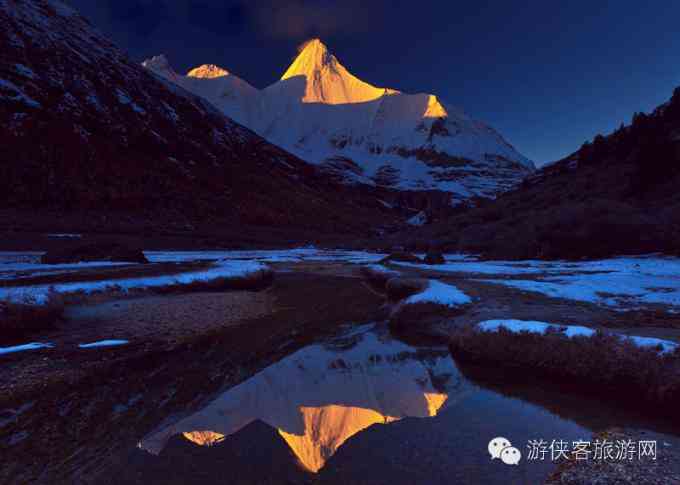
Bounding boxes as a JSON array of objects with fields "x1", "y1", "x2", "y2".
[
  {"x1": 187, "y1": 64, "x2": 231, "y2": 79},
  {"x1": 280, "y1": 38, "x2": 392, "y2": 105},
  {"x1": 281, "y1": 39, "x2": 338, "y2": 80},
  {"x1": 144, "y1": 39, "x2": 534, "y2": 202}
]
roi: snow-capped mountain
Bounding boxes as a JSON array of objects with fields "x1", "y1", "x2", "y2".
[
  {"x1": 0, "y1": 1, "x2": 404, "y2": 238},
  {"x1": 142, "y1": 54, "x2": 260, "y2": 128},
  {"x1": 144, "y1": 39, "x2": 534, "y2": 202}
]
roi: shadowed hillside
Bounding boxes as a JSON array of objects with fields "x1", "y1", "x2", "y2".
[
  {"x1": 0, "y1": 0, "x2": 406, "y2": 244},
  {"x1": 410, "y1": 88, "x2": 680, "y2": 259}
]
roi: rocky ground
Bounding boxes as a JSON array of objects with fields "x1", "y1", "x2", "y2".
[
  {"x1": 0, "y1": 266, "x2": 384, "y2": 484},
  {"x1": 546, "y1": 429, "x2": 680, "y2": 484}
]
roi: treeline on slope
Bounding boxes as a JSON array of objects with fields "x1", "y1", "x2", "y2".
[{"x1": 409, "y1": 88, "x2": 680, "y2": 260}]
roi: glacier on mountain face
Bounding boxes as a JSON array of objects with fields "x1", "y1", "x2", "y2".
[{"x1": 143, "y1": 39, "x2": 534, "y2": 200}]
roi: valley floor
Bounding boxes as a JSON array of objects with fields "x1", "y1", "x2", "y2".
[{"x1": 1, "y1": 249, "x2": 680, "y2": 484}]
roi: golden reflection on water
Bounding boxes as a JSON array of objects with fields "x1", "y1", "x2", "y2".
[{"x1": 142, "y1": 327, "x2": 461, "y2": 473}]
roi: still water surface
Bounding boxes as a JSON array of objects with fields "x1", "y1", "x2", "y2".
[{"x1": 120, "y1": 324, "x2": 679, "y2": 484}]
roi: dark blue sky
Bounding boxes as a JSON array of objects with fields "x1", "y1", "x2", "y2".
[{"x1": 69, "y1": 0, "x2": 680, "y2": 165}]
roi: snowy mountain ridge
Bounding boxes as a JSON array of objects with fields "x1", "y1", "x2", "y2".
[{"x1": 144, "y1": 39, "x2": 534, "y2": 202}]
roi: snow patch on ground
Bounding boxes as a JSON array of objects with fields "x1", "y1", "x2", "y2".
[
  {"x1": 480, "y1": 270, "x2": 680, "y2": 310},
  {"x1": 624, "y1": 336, "x2": 678, "y2": 354},
  {"x1": 404, "y1": 280, "x2": 471, "y2": 307},
  {"x1": 115, "y1": 88, "x2": 146, "y2": 114},
  {"x1": 13, "y1": 63, "x2": 36, "y2": 79},
  {"x1": 0, "y1": 78, "x2": 21, "y2": 91},
  {"x1": 0, "y1": 260, "x2": 269, "y2": 305},
  {"x1": 79, "y1": 340, "x2": 129, "y2": 349},
  {"x1": 0, "y1": 78, "x2": 41, "y2": 108},
  {"x1": 392, "y1": 259, "x2": 549, "y2": 275},
  {"x1": 477, "y1": 319, "x2": 678, "y2": 354},
  {"x1": 0, "y1": 342, "x2": 54, "y2": 356},
  {"x1": 478, "y1": 319, "x2": 596, "y2": 338},
  {"x1": 406, "y1": 211, "x2": 426, "y2": 226},
  {"x1": 396, "y1": 254, "x2": 680, "y2": 312}
]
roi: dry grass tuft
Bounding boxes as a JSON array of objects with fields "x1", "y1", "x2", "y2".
[
  {"x1": 449, "y1": 326, "x2": 680, "y2": 411},
  {"x1": 0, "y1": 289, "x2": 65, "y2": 338}
]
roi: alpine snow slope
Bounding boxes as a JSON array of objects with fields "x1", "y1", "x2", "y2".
[
  {"x1": 0, "y1": 0, "x2": 404, "y2": 241},
  {"x1": 144, "y1": 39, "x2": 534, "y2": 203}
]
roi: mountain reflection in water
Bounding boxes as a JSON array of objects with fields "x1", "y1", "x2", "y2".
[{"x1": 140, "y1": 326, "x2": 465, "y2": 472}]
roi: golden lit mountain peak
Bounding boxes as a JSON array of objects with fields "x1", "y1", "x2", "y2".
[
  {"x1": 279, "y1": 38, "x2": 392, "y2": 104},
  {"x1": 187, "y1": 64, "x2": 230, "y2": 79},
  {"x1": 281, "y1": 38, "x2": 335, "y2": 81}
]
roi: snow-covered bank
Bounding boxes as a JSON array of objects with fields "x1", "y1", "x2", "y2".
[
  {"x1": 477, "y1": 319, "x2": 678, "y2": 354},
  {"x1": 0, "y1": 260, "x2": 270, "y2": 305},
  {"x1": 404, "y1": 280, "x2": 471, "y2": 307},
  {"x1": 389, "y1": 280, "x2": 471, "y2": 332},
  {"x1": 478, "y1": 320, "x2": 596, "y2": 338}
]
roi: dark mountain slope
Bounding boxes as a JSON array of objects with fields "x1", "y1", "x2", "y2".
[
  {"x1": 411, "y1": 89, "x2": 680, "y2": 259},
  {"x1": 0, "y1": 0, "x2": 402, "y2": 243}
]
